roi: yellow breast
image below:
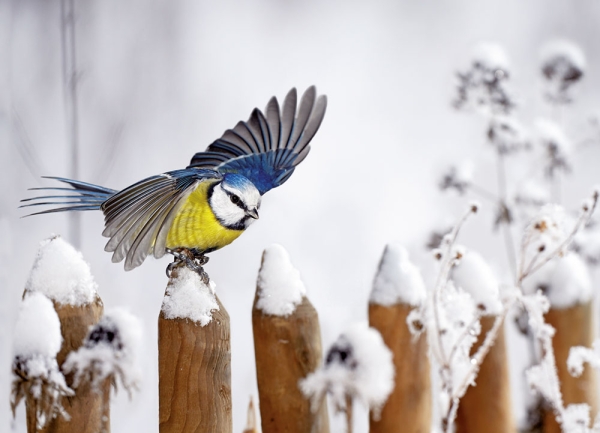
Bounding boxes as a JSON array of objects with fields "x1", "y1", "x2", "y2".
[{"x1": 165, "y1": 180, "x2": 244, "y2": 251}]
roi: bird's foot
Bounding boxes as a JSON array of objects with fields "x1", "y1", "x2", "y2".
[{"x1": 166, "y1": 248, "x2": 210, "y2": 284}]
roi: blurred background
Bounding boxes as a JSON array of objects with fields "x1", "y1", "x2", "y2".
[{"x1": 2, "y1": 0, "x2": 600, "y2": 431}]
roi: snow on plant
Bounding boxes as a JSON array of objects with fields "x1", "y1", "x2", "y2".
[
  {"x1": 11, "y1": 292, "x2": 74, "y2": 429},
  {"x1": 409, "y1": 203, "x2": 508, "y2": 432},
  {"x1": 63, "y1": 307, "x2": 142, "y2": 398},
  {"x1": 453, "y1": 42, "x2": 515, "y2": 115},
  {"x1": 300, "y1": 323, "x2": 394, "y2": 431},
  {"x1": 540, "y1": 39, "x2": 586, "y2": 104}
]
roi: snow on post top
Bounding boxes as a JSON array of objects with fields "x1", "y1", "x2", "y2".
[
  {"x1": 523, "y1": 252, "x2": 592, "y2": 309},
  {"x1": 26, "y1": 235, "x2": 98, "y2": 306},
  {"x1": 451, "y1": 249, "x2": 502, "y2": 315},
  {"x1": 13, "y1": 292, "x2": 62, "y2": 359},
  {"x1": 300, "y1": 323, "x2": 394, "y2": 418},
  {"x1": 255, "y1": 244, "x2": 306, "y2": 316},
  {"x1": 162, "y1": 267, "x2": 219, "y2": 326},
  {"x1": 369, "y1": 244, "x2": 426, "y2": 307}
]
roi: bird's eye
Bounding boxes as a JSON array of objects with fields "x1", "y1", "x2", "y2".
[{"x1": 230, "y1": 195, "x2": 240, "y2": 205}]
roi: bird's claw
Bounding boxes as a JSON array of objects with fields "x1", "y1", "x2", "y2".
[{"x1": 166, "y1": 248, "x2": 211, "y2": 284}]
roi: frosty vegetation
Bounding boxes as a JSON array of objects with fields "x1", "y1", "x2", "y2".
[
  {"x1": 300, "y1": 323, "x2": 394, "y2": 428},
  {"x1": 63, "y1": 308, "x2": 143, "y2": 397},
  {"x1": 11, "y1": 292, "x2": 73, "y2": 429},
  {"x1": 162, "y1": 266, "x2": 219, "y2": 326},
  {"x1": 255, "y1": 244, "x2": 307, "y2": 316},
  {"x1": 25, "y1": 235, "x2": 98, "y2": 306},
  {"x1": 433, "y1": 38, "x2": 600, "y2": 432}
]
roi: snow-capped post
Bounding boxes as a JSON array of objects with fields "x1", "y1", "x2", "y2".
[
  {"x1": 158, "y1": 267, "x2": 232, "y2": 433},
  {"x1": 524, "y1": 253, "x2": 597, "y2": 433},
  {"x1": 21, "y1": 235, "x2": 105, "y2": 432},
  {"x1": 11, "y1": 292, "x2": 73, "y2": 432},
  {"x1": 300, "y1": 323, "x2": 394, "y2": 433},
  {"x1": 63, "y1": 308, "x2": 143, "y2": 433},
  {"x1": 252, "y1": 244, "x2": 329, "y2": 433},
  {"x1": 451, "y1": 250, "x2": 514, "y2": 433},
  {"x1": 367, "y1": 244, "x2": 431, "y2": 433}
]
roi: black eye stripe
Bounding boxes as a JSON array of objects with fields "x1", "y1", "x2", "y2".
[{"x1": 226, "y1": 191, "x2": 247, "y2": 210}]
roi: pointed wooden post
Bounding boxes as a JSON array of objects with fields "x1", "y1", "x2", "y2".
[
  {"x1": 454, "y1": 317, "x2": 513, "y2": 433},
  {"x1": 368, "y1": 244, "x2": 431, "y2": 433},
  {"x1": 452, "y1": 249, "x2": 513, "y2": 433},
  {"x1": 22, "y1": 236, "x2": 106, "y2": 433},
  {"x1": 158, "y1": 267, "x2": 232, "y2": 433},
  {"x1": 252, "y1": 244, "x2": 329, "y2": 433},
  {"x1": 543, "y1": 301, "x2": 597, "y2": 433}
]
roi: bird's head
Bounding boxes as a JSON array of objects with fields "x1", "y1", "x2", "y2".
[{"x1": 209, "y1": 173, "x2": 261, "y2": 230}]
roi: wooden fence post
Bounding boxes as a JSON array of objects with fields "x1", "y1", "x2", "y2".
[
  {"x1": 368, "y1": 244, "x2": 430, "y2": 433},
  {"x1": 252, "y1": 244, "x2": 329, "y2": 433},
  {"x1": 22, "y1": 236, "x2": 105, "y2": 433},
  {"x1": 454, "y1": 316, "x2": 513, "y2": 433},
  {"x1": 159, "y1": 267, "x2": 232, "y2": 433},
  {"x1": 543, "y1": 300, "x2": 597, "y2": 433},
  {"x1": 452, "y1": 249, "x2": 513, "y2": 433}
]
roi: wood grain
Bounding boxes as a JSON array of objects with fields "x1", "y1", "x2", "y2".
[
  {"x1": 159, "y1": 295, "x2": 232, "y2": 433},
  {"x1": 543, "y1": 301, "x2": 597, "y2": 433},
  {"x1": 252, "y1": 295, "x2": 330, "y2": 433},
  {"x1": 455, "y1": 315, "x2": 514, "y2": 433},
  {"x1": 368, "y1": 303, "x2": 431, "y2": 433},
  {"x1": 26, "y1": 294, "x2": 106, "y2": 433}
]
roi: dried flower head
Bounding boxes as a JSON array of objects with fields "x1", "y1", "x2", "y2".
[
  {"x1": 540, "y1": 40, "x2": 586, "y2": 104},
  {"x1": 453, "y1": 42, "x2": 515, "y2": 115},
  {"x1": 487, "y1": 116, "x2": 531, "y2": 155}
]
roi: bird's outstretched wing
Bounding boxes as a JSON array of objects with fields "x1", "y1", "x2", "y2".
[
  {"x1": 187, "y1": 86, "x2": 327, "y2": 195},
  {"x1": 101, "y1": 168, "x2": 221, "y2": 271}
]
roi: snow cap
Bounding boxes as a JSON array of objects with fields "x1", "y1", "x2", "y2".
[
  {"x1": 255, "y1": 244, "x2": 306, "y2": 316},
  {"x1": 26, "y1": 235, "x2": 98, "y2": 306},
  {"x1": 63, "y1": 307, "x2": 143, "y2": 391},
  {"x1": 523, "y1": 253, "x2": 592, "y2": 309},
  {"x1": 13, "y1": 292, "x2": 62, "y2": 358},
  {"x1": 451, "y1": 249, "x2": 502, "y2": 315},
  {"x1": 471, "y1": 41, "x2": 510, "y2": 71},
  {"x1": 540, "y1": 39, "x2": 586, "y2": 77},
  {"x1": 370, "y1": 244, "x2": 426, "y2": 307},
  {"x1": 300, "y1": 323, "x2": 394, "y2": 418},
  {"x1": 161, "y1": 267, "x2": 219, "y2": 326}
]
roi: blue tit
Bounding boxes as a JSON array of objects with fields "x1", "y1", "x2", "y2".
[{"x1": 22, "y1": 87, "x2": 327, "y2": 280}]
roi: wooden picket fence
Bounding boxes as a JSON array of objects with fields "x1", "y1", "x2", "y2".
[{"x1": 15, "y1": 249, "x2": 598, "y2": 433}]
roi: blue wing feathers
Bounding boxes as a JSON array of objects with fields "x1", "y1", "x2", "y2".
[{"x1": 187, "y1": 86, "x2": 327, "y2": 195}]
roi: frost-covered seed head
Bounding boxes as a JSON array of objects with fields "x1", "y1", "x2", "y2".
[{"x1": 540, "y1": 39, "x2": 586, "y2": 104}]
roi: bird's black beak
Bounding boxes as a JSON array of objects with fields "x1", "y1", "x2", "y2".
[{"x1": 247, "y1": 208, "x2": 259, "y2": 219}]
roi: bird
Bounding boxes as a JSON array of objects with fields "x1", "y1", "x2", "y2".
[{"x1": 22, "y1": 86, "x2": 327, "y2": 281}]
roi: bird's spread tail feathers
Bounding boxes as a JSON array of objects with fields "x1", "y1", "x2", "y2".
[{"x1": 20, "y1": 177, "x2": 117, "y2": 216}]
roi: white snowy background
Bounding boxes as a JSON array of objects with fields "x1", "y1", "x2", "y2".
[{"x1": 2, "y1": 0, "x2": 600, "y2": 432}]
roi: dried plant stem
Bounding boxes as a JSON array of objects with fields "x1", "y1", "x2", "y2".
[
  {"x1": 344, "y1": 394, "x2": 353, "y2": 433},
  {"x1": 60, "y1": 0, "x2": 81, "y2": 248},
  {"x1": 496, "y1": 152, "x2": 517, "y2": 278}
]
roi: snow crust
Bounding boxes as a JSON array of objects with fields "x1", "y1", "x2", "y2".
[
  {"x1": 300, "y1": 323, "x2": 394, "y2": 418},
  {"x1": 471, "y1": 42, "x2": 510, "y2": 71},
  {"x1": 523, "y1": 253, "x2": 591, "y2": 309},
  {"x1": 540, "y1": 39, "x2": 586, "y2": 73},
  {"x1": 451, "y1": 249, "x2": 502, "y2": 315},
  {"x1": 26, "y1": 235, "x2": 98, "y2": 306},
  {"x1": 63, "y1": 307, "x2": 142, "y2": 392},
  {"x1": 568, "y1": 340, "x2": 600, "y2": 378},
  {"x1": 255, "y1": 244, "x2": 306, "y2": 316},
  {"x1": 161, "y1": 267, "x2": 219, "y2": 326},
  {"x1": 14, "y1": 292, "x2": 62, "y2": 358},
  {"x1": 369, "y1": 244, "x2": 426, "y2": 307}
]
